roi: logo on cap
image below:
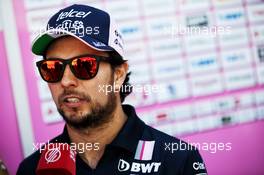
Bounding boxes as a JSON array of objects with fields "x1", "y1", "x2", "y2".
[{"x1": 56, "y1": 9, "x2": 92, "y2": 21}]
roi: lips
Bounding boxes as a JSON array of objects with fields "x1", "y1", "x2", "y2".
[
  {"x1": 62, "y1": 95, "x2": 85, "y2": 108},
  {"x1": 65, "y1": 97, "x2": 80, "y2": 103}
]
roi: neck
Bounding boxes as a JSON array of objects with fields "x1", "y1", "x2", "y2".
[{"x1": 66, "y1": 104, "x2": 127, "y2": 169}]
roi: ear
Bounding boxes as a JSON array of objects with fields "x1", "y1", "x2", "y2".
[{"x1": 113, "y1": 62, "x2": 128, "y2": 92}]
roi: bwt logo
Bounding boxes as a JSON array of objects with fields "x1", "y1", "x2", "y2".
[{"x1": 118, "y1": 159, "x2": 161, "y2": 173}]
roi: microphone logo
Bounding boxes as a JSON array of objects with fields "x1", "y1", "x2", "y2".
[{"x1": 45, "y1": 148, "x2": 61, "y2": 163}]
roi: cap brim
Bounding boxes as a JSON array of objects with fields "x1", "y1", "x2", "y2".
[{"x1": 32, "y1": 29, "x2": 114, "y2": 55}]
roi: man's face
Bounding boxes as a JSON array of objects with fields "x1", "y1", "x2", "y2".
[{"x1": 45, "y1": 36, "x2": 117, "y2": 129}]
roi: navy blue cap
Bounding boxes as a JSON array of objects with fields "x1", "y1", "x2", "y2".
[{"x1": 32, "y1": 4, "x2": 124, "y2": 58}]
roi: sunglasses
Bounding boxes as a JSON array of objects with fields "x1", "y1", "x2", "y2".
[{"x1": 36, "y1": 54, "x2": 111, "y2": 83}]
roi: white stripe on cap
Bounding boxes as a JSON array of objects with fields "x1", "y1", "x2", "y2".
[
  {"x1": 108, "y1": 15, "x2": 124, "y2": 57},
  {"x1": 134, "y1": 140, "x2": 155, "y2": 160}
]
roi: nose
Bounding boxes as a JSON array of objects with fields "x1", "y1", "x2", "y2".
[{"x1": 60, "y1": 65, "x2": 78, "y2": 88}]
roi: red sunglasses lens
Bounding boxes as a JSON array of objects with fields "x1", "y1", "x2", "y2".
[
  {"x1": 71, "y1": 57, "x2": 98, "y2": 79},
  {"x1": 39, "y1": 60, "x2": 64, "y2": 82}
]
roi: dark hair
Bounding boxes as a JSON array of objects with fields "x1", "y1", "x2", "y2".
[{"x1": 109, "y1": 51, "x2": 132, "y2": 103}]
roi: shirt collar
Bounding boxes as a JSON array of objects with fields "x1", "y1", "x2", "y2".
[
  {"x1": 60, "y1": 104, "x2": 145, "y2": 153},
  {"x1": 109, "y1": 104, "x2": 146, "y2": 153}
]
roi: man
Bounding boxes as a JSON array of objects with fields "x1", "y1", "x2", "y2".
[{"x1": 17, "y1": 4, "x2": 207, "y2": 175}]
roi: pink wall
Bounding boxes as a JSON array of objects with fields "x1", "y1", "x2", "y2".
[
  {"x1": 183, "y1": 120, "x2": 264, "y2": 174},
  {"x1": 0, "y1": 32, "x2": 23, "y2": 175},
  {"x1": 12, "y1": 0, "x2": 65, "y2": 145}
]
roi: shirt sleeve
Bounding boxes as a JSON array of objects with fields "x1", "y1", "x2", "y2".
[
  {"x1": 16, "y1": 158, "x2": 38, "y2": 175},
  {"x1": 182, "y1": 149, "x2": 207, "y2": 175},
  {"x1": 16, "y1": 162, "x2": 28, "y2": 175}
]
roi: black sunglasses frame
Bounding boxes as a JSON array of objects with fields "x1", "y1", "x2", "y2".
[{"x1": 36, "y1": 54, "x2": 111, "y2": 83}]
